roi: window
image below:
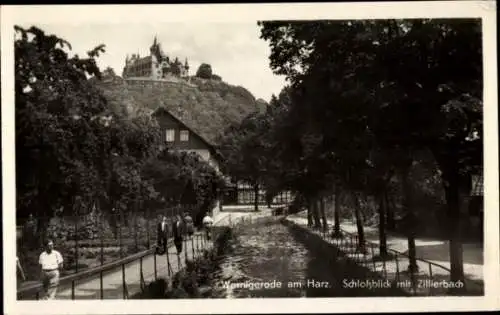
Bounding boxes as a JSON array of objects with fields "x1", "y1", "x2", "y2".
[
  {"x1": 165, "y1": 129, "x2": 175, "y2": 142},
  {"x1": 180, "y1": 130, "x2": 189, "y2": 142}
]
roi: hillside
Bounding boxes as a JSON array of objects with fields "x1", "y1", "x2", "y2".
[{"x1": 94, "y1": 75, "x2": 268, "y2": 145}]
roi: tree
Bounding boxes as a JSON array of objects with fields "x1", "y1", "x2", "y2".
[
  {"x1": 258, "y1": 19, "x2": 483, "y2": 289},
  {"x1": 142, "y1": 150, "x2": 224, "y2": 224},
  {"x1": 195, "y1": 63, "x2": 213, "y2": 79},
  {"x1": 219, "y1": 112, "x2": 273, "y2": 211},
  {"x1": 15, "y1": 26, "x2": 163, "y2": 243},
  {"x1": 15, "y1": 25, "x2": 107, "y2": 237}
]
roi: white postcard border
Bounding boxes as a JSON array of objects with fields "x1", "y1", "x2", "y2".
[{"x1": 2, "y1": 1, "x2": 498, "y2": 314}]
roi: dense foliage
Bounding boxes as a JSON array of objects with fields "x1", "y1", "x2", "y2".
[
  {"x1": 258, "y1": 19, "x2": 482, "y2": 285},
  {"x1": 195, "y1": 63, "x2": 213, "y2": 79},
  {"x1": 219, "y1": 19, "x2": 482, "y2": 290},
  {"x1": 15, "y1": 26, "x2": 224, "y2": 242}
]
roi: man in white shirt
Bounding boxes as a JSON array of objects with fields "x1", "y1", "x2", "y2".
[
  {"x1": 202, "y1": 214, "x2": 214, "y2": 240},
  {"x1": 39, "y1": 239, "x2": 63, "y2": 299}
]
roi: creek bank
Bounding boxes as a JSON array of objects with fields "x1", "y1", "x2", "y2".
[{"x1": 133, "y1": 226, "x2": 234, "y2": 299}]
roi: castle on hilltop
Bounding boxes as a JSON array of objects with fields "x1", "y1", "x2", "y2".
[{"x1": 122, "y1": 36, "x2": 190, "y2": 80}]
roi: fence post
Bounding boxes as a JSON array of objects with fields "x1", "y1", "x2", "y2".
[
  {"x1": 342, "y1": 232, "x2": 347, "y2": 252},
  {"x1": 166, "y1": 242, "x2": 172, "y2": 277},
  {"x1": 428, "y1": 263, "x2": 433, "y2": 296},
  {"x1": 395, "y1": 253, "x2": 400, "y2": 283},
  {"x1": 370, "y1": 244, "x2": 376, "y2": 271},
  {"x1": 134, "y1": 202, "x2": 139, "y2": 253},
  {"x1": 119, "y1": 211, "x2": 123, "y2": 259},
  {"x1": 100, "y1": 204, "x2": 104, "y2": 300},
  {"x1": 410, "y1": 264, "x2": 417, "y2": 295},
  {"x1": 146, "y1": 205, "x2": 151, "y2": 249},
  {"x1": 140, "y1": 257, "x2": 144, "y2": 291},
  {"x1": 74, "y1": 201, "x2": 79, "y2": 274},
  {"x1": 196, "y1": 233, "x2": 200, "y2": 254},
  {"x1": 382, "y1": 255, "x2": 387, "y2": 279},
  {"x1": 191, "y1": 235, "x2": 195, "y2": 259},
  {"x1": 153, "y1": 252, "x2": 157, "y2": 281},
  {"x1": 122, "y1": 263, "x2": 127, "y2": 299},
  {"x1": 176, "y1": 251, "x2": 181, "y2": 270}
]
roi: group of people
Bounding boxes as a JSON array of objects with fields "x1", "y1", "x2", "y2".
[{"x1": 156, "y1": 212, "x2": 214, "y2": 255}]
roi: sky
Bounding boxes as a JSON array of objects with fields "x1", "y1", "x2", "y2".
[{"x1": 21, "y1": 22, "x2": 287, "y2": 102}]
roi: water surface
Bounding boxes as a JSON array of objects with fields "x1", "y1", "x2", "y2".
[{"x1": 209, "y1": 218, "x2": 405, "y2": 298}]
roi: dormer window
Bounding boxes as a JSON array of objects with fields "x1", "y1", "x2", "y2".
[
  {"x1": 166, "y1": 129, "x2": 175, "y2": 142},
  {"x1": 180, "y1": 130, "x2": 189, "y2": 142}
]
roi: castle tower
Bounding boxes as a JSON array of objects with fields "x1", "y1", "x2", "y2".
[
  {"x1": 150, "y1": 36, "x2": 162, "y2": 80},
  {"x1": 122, "y1": 36, "x2": 191, "y2": 82}
]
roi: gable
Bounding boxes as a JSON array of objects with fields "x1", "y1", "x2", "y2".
[{"x1": 152, "y1": 108, "x2": 224, "y2": 164}]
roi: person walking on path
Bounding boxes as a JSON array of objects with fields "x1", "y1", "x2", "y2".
[
  {"x1": 172, "y1": 215, "x2": 184, "y2": 255},
  {"x1": 156, "y1": 215, "x2": 170, "y2": 255},
  {"x1": 183, "y1": 212, "x2": 194, "y2": 238},
  {"x1": 202, "y1": 213, "x2": 214, "y2": 241},
  {"x1": 38, "y1": 239, "x2": 63, "y2": 299}
]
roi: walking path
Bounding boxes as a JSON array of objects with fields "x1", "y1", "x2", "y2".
[
  {"x1": 55, "y1": 232, "x2": 212, "y2": 299},
  {"x1": 338, "y1": 219, "x2": 483, "y2": 282},
  {"x1": 19, "y1": 207, "x2": 277, "y2": 300},
  {"x1": 214, "y1": 206, "x2": 276, "y2": 226},
  {"x1": 287, "y1": 212, "x2": 484, "y2": 295}
]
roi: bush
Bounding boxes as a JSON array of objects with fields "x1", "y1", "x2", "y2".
[{"x1": 195, "y1": 63, "x2": 213, "y2": 79}]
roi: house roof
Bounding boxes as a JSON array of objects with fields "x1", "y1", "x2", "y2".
[{"x1": 152, "y1": 107, "x2": 223, "y2": 161}]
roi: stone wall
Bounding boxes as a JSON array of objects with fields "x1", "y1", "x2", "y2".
[{"x1": 125, "y1": 78, "x2": 197, "y2": 89}]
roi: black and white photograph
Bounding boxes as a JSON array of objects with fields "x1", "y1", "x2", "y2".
[{"x1": 2, "y1": 1, "x2": 498, "y2": 314}]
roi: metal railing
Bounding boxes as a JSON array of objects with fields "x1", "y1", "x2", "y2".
[
  {"x1": 18, "y1": 206, "x2": 194, "y2": 278},
  {"x1": 17, "y1": 231, "x2": 211, "y2": 300},
  {"x1": 302, "y1": 223, "x2": 483, "y2": 296}
]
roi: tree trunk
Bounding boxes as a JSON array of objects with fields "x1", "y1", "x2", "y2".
[
  {"x1": 253, "y1": 183, "x2": 259, "y2": 212},
  {"x1": 432, "y1": 143, "x2": 466, "y2": 293},
  {"x1": 37, "y1": 207, "x2": 49, "y2": 248},
  {"x1": 402, "y1": 169, "x2": 418, "y2": 273},
  {"x1": 353, "y1": 194, "x2": 366, "y2": 253},
  {"x1": 306, "y1": 195, "x2": 313, "y2": 227},
  {"x1": 333, "y1": 187, "x2": 342, "y2": 237},
  {"x1": 378, "y1": 193, "x2": 388, "y2": 258},
  {"x1": 312, "y1": 196, "x2": 322, "y2": 229},
  {"x1": 385, "y1": 192, "x2": 396, "y2": 230},
  {"x1": 266, "y1": 194, "x2": 272, "y2": 208},
  {"x1": 443, "y1": 169, "x2": 465, "y2": 292},
  {"x1": 320, "y1": 196, "x2": 328, "y2": 232}
]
